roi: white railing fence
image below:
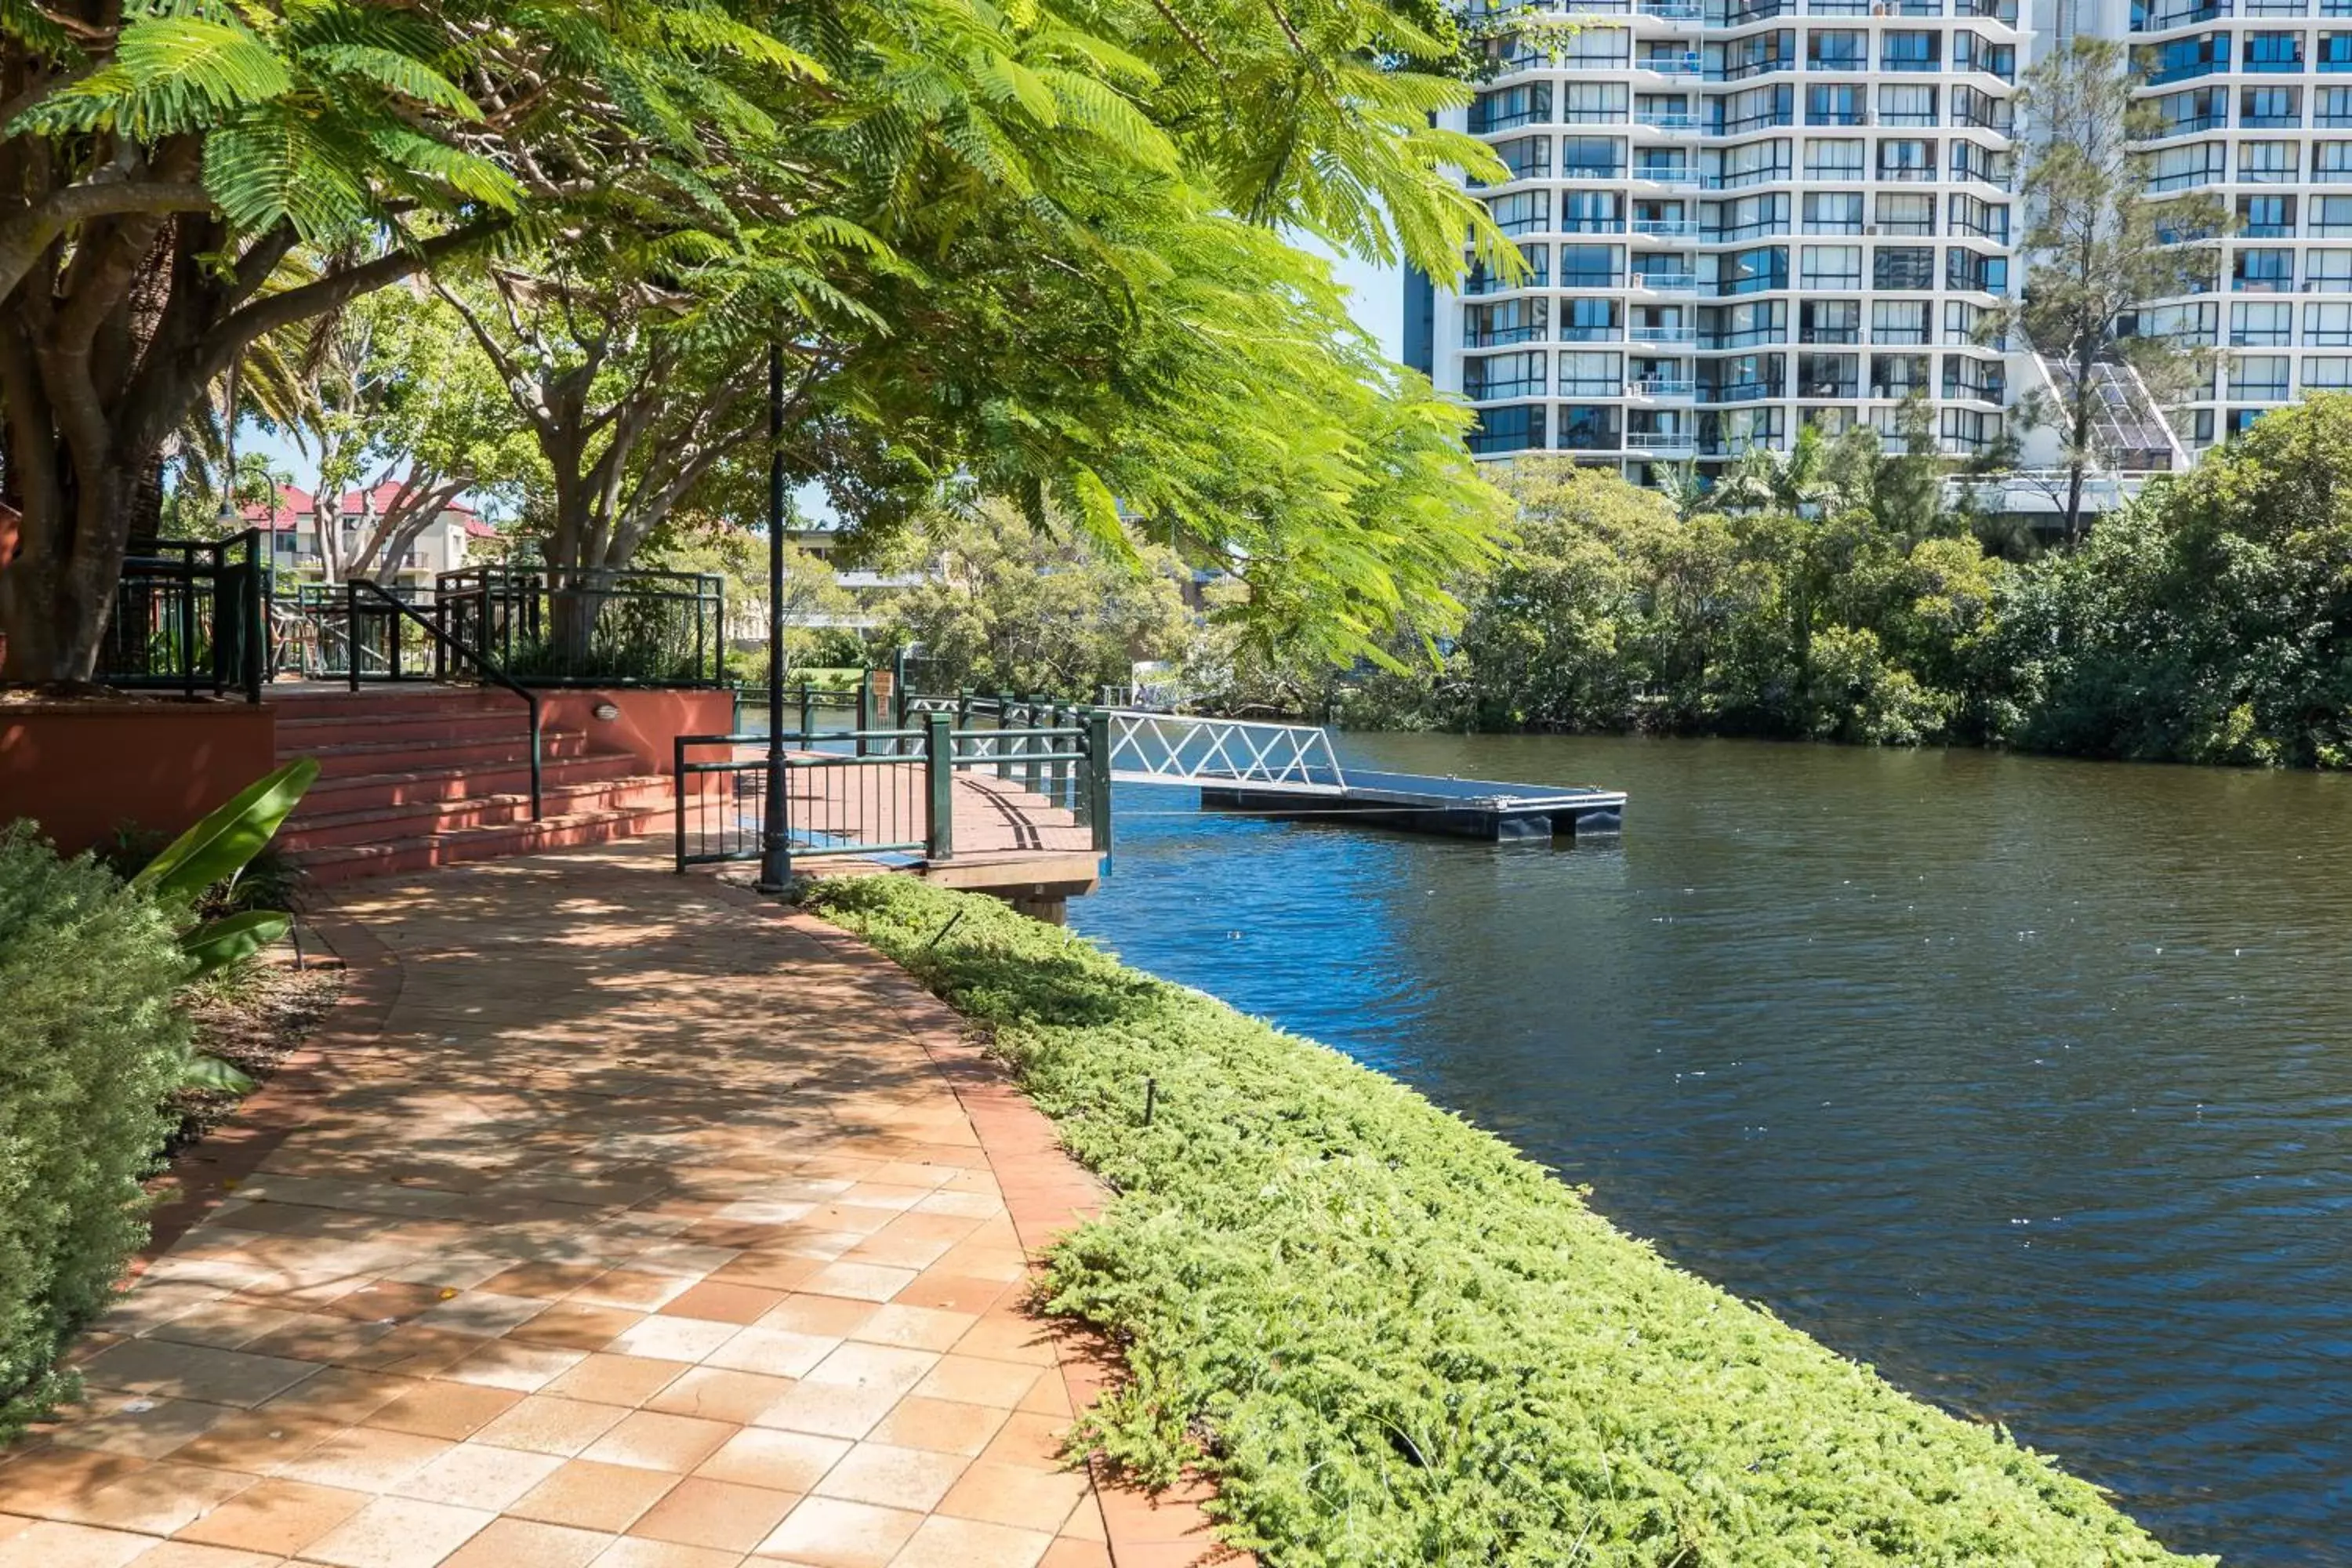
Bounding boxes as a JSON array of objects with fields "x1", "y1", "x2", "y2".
[{"x1": 1103, "y1": 711, "x2": 1349, "y2": 793}]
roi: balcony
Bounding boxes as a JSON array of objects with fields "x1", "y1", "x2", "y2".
[
  {"x1": 1639, "y1": 112, "x2": 1700, "y2": 132},
  {"x1": 1798, "y1": 379, "x2": 1859, "y2": 398},
  {"x1": 1630, "y1": 323, "x2": 1700, "y2": 341},
  {"x1": 1625, "y1": 377, "x2": 1700, "y2": 398},
  {"x1": 1625, "y1": 430, "x2": 1700, "y2": 451},
  {"x1": 1639, "y1": 52, "x2": 1705, "y2": 75},
  {"x1": 1631, "y1": 269, "x2": 1702, "y2": 292},
  {"x1": 1632, "y1": 164, "x2": 1701, "y2": 186},
  {"x1": 1639, "y1": 0, "x2": 1704, "y2": 16},
  {"x1": 1632, "y1": 217, "x2": 1700, "y2": 237},
  {"x1": 2137, "y1": 0, "x2": 2230, "y2": 25},
  {"x1": 1705, "y1": 382, "x2": 1780, "y2": 402}
]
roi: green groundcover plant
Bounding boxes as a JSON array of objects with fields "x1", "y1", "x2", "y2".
[
  {"x1": 810, "y1": 876, "x2": 2211, "y2": 1567},
  {"x1": 0, "y1": 830, "x2": 192, "y2": 1441}
]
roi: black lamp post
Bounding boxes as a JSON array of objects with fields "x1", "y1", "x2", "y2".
[{"x1": 757, "y1": 343, "x2": 791, "y2": 893}]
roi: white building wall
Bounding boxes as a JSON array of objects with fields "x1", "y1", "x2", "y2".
[
  {"x1": 1438, "y1": 0, "x2": 2031, "y2": 477},
  {"x1": 2118, "y1": 0, "x2": 2352, "y2": 451}
]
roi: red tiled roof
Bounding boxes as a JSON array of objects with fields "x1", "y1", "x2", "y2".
[
  {"x1": 336, "y1": 481, "x2": 475, "y2": 518},
  {"x1": 241, "y1": 481, "x2": 486, "y2": 534},
  {"x1": 239, "y1": 484, "x2": 314, "y2": 531}
]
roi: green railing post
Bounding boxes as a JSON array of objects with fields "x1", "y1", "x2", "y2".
[
  {"x1": 996, "y1": 690, "x2": 1017, "y2": 780},
  {"x1": 1054, "y1": 700, "x2": 1073, "y2": 808},
  {"x1": 344, "y1": 581, "x2": 360, "y2": 692},
  {"x1": 1036, "y1": 699, "x2": 1056, "y2": 799},
  {"x1": 957, "y1": 688, "x2": 973, "y2": 730},
  {"x1": 857, "y1": 668, "x2": 876, "y2": 757},
  {"x1": 1085, "y1": 707, "x2": 1112, "y2": 854},
  {"x1": 798, "y1": 681, "x2": 815, "y2": 742},
  {"x1": 925, "y1": 711, "x2": 955, "y2": 862}
]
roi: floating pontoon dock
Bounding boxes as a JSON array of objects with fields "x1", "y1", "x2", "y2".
[{"x1": 1102, "y1": 712, "x2": 1626, "y2": 842}]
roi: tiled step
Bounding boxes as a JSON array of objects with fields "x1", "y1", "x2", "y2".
[
  {"x1": 277, "y1": 707, "x2": 532, "y2": 750},
  {"x1": 301, "y1": 729, "x2": 594, "y2": 780},
  {"x1": 291, "y1": 802, "x2": 675, "y2": 887},
  {"x1": 278, "y1": 775, "x2": 673, "y2": 851},
  {"x1": 267, "y1": 688, "x2": 517, "y2": 720},
  {"x1": 293, "y1": 753, "x2": 644, "y2": 815}
]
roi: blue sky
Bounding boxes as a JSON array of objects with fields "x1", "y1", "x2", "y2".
[{"x1": 247, "y1": 245, "x2": 1404, "y2": 495}]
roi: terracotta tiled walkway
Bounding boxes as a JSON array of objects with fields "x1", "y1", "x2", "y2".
[{"x1": 0, "y1": 840, "x2": 1214, "y2": 1568}]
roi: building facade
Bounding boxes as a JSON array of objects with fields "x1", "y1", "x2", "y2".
[
  {"x1": 1423, "y1": 0, "x2": 2034, "y2": 482},
  {"x1": 241, "y1": 484, "x2": 495, "y2": 590},
  {"x1": 2117, "y1": 0, "x2": 2352, "y2": 449}
]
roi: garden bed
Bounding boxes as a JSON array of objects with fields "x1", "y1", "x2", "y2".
[
  {"x1": 809, "y1": 876, "x2": 2210, "y2": 1567},
  {"x1": 165, "y1": 949, "x2": 343, "y2": 1157}
]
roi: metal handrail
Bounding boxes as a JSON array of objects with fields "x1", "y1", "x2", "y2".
[{"x1": 347, "y1": 580, "x2": 542, "y2": 819}]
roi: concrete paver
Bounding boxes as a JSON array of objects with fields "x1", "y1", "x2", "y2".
[{"x1": 0, "y1": 840, "x2": 1233, "y2": 1567}]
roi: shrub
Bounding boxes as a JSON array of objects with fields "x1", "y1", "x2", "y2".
[
  {"x1": 0, "y1": 828, "x2": 191, "y2": 1440},
  {"x1": 811, "y1": 875, "x2": 2211, "y2": 1567}
]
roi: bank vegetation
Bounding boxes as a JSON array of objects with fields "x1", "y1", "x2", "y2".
[{"x1": 812, "y1": 874, "x2": 2211, "y2": 1566}]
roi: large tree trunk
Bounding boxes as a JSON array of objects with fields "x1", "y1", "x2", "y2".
[{"x1": 0, "y1": 450, "x2": 144, "y2": 682}]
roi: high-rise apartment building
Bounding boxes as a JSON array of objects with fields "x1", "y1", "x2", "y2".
[
  {"x1": 1421, "y1": 0, "x2": 2036, "y2": 483},
  {"x1": 2118, "y1": 0, "x2": 2352, "y2": 449},
  {"x1": 1425, "y1": 0, "x2": 2352, "y2": 492}
]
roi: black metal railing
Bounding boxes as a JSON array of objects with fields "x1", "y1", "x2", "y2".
[
  {"x1": 672, "y1": 708, "x2": 1111, "y2": 875},
  {"x1": 283, "y1": 580, "x2": 435, "y2": 681},
  {"x1": 437, "y1": 566, "x2": 724, "y2": 688},
  {"x1": 347, "y1": 581, "x2": 542, "y2": 818},
  {"x1": 98, "y1": 531, "x2": 268, "y2": 702}
]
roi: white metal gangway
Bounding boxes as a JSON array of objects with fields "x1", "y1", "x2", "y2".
[{"x1": 1102, "y1": 710, "x2": 1348, "y2": 795}]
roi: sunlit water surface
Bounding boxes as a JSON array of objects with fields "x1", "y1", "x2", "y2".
[{"x1": 1068, "y1": 735, "x2": 2352, "y2": 1564}]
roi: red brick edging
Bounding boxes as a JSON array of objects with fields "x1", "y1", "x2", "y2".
[{"x1": 703, "y1": 880, "x2": 1250, "y2": 1568}]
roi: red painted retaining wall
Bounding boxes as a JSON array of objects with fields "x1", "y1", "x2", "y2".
[
  {"x1": 539, "y1": 688, "x2": 735, "y2": 778},
  {"x1": 0, "y1": 700, "x2": 278, "y2": 855}
]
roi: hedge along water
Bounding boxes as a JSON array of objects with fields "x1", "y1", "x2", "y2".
[
  {"x1": 811, "y1": 872, "x2": 2213, "y2": 1568},
  {"x1": 1065, "y1": 730, "x2": 2352, "y2": 1565}
]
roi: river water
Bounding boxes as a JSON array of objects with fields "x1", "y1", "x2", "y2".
[{"x1": 1067, "y1": 734, "x2": 2352, "y2": 1564}]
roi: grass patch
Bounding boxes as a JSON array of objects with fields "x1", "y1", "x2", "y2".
[{"x1": 808, "y1": 876, "x2": 2210, "y2": 1567}]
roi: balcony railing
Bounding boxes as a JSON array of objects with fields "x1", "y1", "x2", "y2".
[
  {"x1": 1633, "y1": 217, "x2": 1700, "y2": 236},
  {"x1": 1626, "y1": 378, "x2": 1700, "y2": 397},
  {"x1": 1630, "y1": 324, "x2": 1700, "y2": 341},
  {"x1": 1625, "y1": 430, "x2": 1699, "y2": 449},
  {"x1": 1632, "y1": 270, "x2": 1702, "y2": 292}
]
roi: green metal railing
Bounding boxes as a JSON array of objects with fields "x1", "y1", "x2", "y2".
[
  {"x1": 671, "y1": 707, "x2": 1112, "y2": 875},
  {"x1": 347, "y1": 580, "x2": 543, "y2": 819},
  {"x1": 438, "y1": 565, "x2": 725, "y2": 688},
  {"x1": 98, "y1": 531, "x2": 269, "y2": 702}
]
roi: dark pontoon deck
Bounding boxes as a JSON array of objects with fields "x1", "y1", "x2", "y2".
[{"x1": 1199, "y1": 768, "x2": 1625, "y2": 841}]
